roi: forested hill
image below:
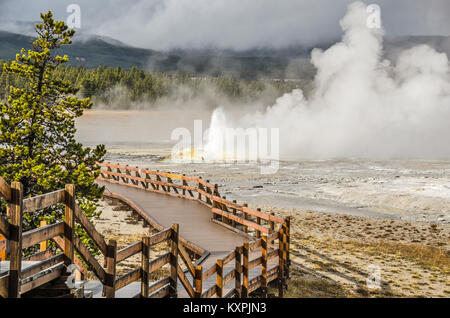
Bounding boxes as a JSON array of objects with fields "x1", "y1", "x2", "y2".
[{"x1": 0, "y1": 30, "x2": 315, "y2": 80}]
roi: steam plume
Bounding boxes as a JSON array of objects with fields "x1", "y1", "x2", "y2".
[{"x1": 204, "y1": 1, "x2": 450, "y2": 160}]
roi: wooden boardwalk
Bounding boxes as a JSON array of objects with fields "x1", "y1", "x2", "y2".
[
  {"x1": 0, "y1": 163, "x2": 289, "y2": 298},
  {"x1": 97, "y1": 180, "x2": 249, "y2": 253},
  {"x1": 97, "y1": 179, "x2": 271, "y2": 298}
]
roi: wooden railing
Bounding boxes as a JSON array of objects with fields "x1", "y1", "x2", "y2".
[
  {"x1": 97, "y1": 162, "x2": 291, "y2": 298},
  {"x1": 0, "y1": 161, "x2": 290, "y2": 298}
]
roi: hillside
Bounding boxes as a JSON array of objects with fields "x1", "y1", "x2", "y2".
[
  {"x1": 0, "y1": 30, "x2": 315, "y2": 80},
  {"x1": 1, "y1": 30, "x2": 449, "y2": 80}
]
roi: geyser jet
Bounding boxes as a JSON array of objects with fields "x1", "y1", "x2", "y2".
[{"x1": 203, "y1": 1, "x2": 450, "y2": 160}]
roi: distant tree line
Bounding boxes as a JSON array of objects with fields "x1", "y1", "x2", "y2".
[{"x1": 0, "y1": 62, "x2": 307, "y2": 108}]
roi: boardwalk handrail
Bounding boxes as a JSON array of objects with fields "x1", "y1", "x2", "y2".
[
  {"x1": 97, "y1": 162, "x2": 285, "y2": 233},
  {"x1": 97, "y1": 162, "x2": 291, "y2": 298},
  {"x1": 0, "y1": 160, "x2": 290, "y2": 298}
]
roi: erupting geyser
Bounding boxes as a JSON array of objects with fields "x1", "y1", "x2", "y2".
[{"x1": 202, "y1": 1, "x2": 450, "y2": 160}]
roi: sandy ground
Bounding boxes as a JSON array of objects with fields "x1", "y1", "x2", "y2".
[{"x1": 267, "y1": 207, "x2": 449, "y2": 297}]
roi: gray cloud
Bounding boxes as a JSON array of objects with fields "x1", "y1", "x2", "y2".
[{"x1": 0, "y1": 0, "x2": 449, "y2": 50}]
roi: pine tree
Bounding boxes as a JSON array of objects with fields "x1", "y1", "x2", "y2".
[{"x1": 0, "y1": 11, "x2": 106, "y2": 253}]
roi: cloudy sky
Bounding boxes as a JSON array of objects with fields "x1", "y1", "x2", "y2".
[{"x1": 0, "y1": 0, "x2": 449, "y2": 50}]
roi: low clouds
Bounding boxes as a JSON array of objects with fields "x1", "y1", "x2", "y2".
[{"x1": 0, "y1": 0, "x2": 449, "y2": 50}]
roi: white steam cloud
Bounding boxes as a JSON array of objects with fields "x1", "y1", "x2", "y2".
[{"x1": 203, "y1": 1, "x2": 450, "y2": 160}]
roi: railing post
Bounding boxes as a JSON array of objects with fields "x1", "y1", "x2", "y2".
[
  {"x1": 216, "y1": 259, "x2": 223, "y2": 298},
  {"x1": 235, "y1": 246, "x2": 242, "y2": 298},
  {"x1": 198, "y1": 177, "x2": 203, "y2": 201},
  {"x1": 269, "y1": 212, "x2": 275, "y2": 232},
  {"x1": 9, "y1": 181, "x2": 23, "y2": 298},
  {"x1": 261, "y1": 235, "x2": 268, "y2": 298},
  {"x1": 194, "y1": 265, "x2": 203, "y2": 298},
  {"x1": 105, "y1": 240, "x2": 117, "y2": 298},
  {"x1": 232, "y1": 200, "x2": 237, "y2": 228},
  {"x1": 206, "y1": 182, "x2": 213, "y2": 206},
  {"x1": 242, "y1": 242, "x2": 249, "y2": 298},
  {"x1": 279, "y1": 227, "x2": 286, "y2": 298},
  {"x1": 256, "y1": 208, "x2": 262, "y2": 238},
  {"x1": 285, "y1": 217, "x2": 291, "y2": 279},
  {"x1": 182, "y1": 174, "x2": 187, "y2": 196},
  {"x1": 141, "y1": 236, "x2": 150, "y2": 298},
  {"x1": 64, "y1": 184, "x2": 75, "y2": 266},
  {"x1": 243, "y1": 203, "x2": 248, "y2": 233},
  {"x1": 170, "y1": 224, "x2": 179, "y2": 298},
  {"x1": 40, "y1": 220, "x2": 48, "y2": 252}
]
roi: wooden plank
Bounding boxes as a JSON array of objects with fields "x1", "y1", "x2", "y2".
[
  {"x1": 20, "y1": 264, "x2": 65, "y2": 294},
  {"x1": 74, "y1": 204, "x2": 107, "y2": 254},
  {"x1": 141, "y1": 237, "x2": 150, "y2": 298},
  {"x1": 64, "y1": 184, "x2": 75, "y2": 266},
  {"x1": 177, "y1": 265, "x2": 195, "y2": 298},
  {"x1": 105, "y1": 240, "x2": 117, "y2": 298},
  {"x1": 22, "y1": 222, "x2": 64, "y2": 249},
  {"x1": 178, "y1": 242, "x2": 195, "y2": 277},
  {"x1": 0, "y1": 177, "x2": 11, "y2": 202},
  {"x1": 149, "y1": 228, "x2": 171, "y2": 245},
  {"x1": 22, "y1": 189, "x2": 65, "y2": 213},
  {"x1": 243, "y1": 206, "x2": 284, "y2": 224},
  {"x1": 115, "y1": 268, "x2": 141, "y2": 291},
  {"x1": 268, "y1": 249, "x2": 280, "y2": 260},
  {"x1": 179, "y1": 237, "x2": 205, "y2": 256},
  {"x1": 211, "y1": 208, "x2": 269, "y2": 235},
  {"x1": 248, "y1": 256, "x2": 262, "y2": 270},
  {"x1": 148, "y1": 277, "x2": 170, "y2": 295},
  {"x1": 9, "y1": 181, "x2": 23, "y2": 298},
  {"x1": 222, "y1": 250, "x2": 235, "y2": 266},
  {"x1": 202, "y1": 263, "x2": 217, "y2": 281},
  {"x1": 73, "y1": 234, "x2": 106, "y2": 283},
  {"x1": 268, "y1": 231, "x2": 279, "y2": 243},
  {"x1": 150, "y1": 284, "x2": 170, "y2": 298},
  {"x1": 116, "y1": 241, "x2": 142, "y2": 263},
  {"x1": 267, "y1": 266, "x2": 279, "y2": 283},
  {"x1": 23, "y1": 249, "x2": 54, "y2": 262},
  {"x1": 248, "y1": 276, "x2": 263, "y2": 294},
  {"x1": 249, "y1": 239, "x2": 262, "y2": 250},
  {"x1": 201, "y1": 284, "x2": 216, "y2": 298},
  {"x1": 223, "y1": 269, "x2": 236, "y2": 286},
  {"x1": 149, "y1": 253, "x2": 171, "y2": 273},
  {"x1": 224, "y1": 288, "x2": 236, "y2": 298},
  {"x1": 170, "y1": 224, "x2": 179, "y2": 298},
  {"x1": 21, "y1": 254, "x2": 64, "y2": 279}
]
